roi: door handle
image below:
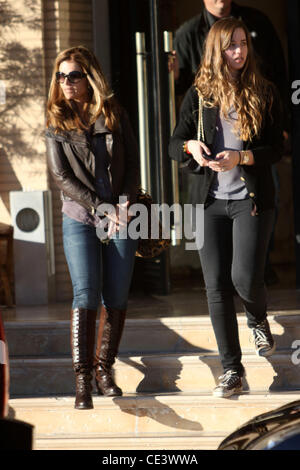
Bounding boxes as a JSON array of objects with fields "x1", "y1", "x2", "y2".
[
  {"x1": 135, "y1": 32, "x2": 151, "y2": 195},
  {"x1": 164, "y1": 31, "x2": 180, "y2": 246}
]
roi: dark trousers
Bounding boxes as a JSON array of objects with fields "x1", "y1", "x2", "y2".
[{"x1": 198, "y1": 197, "x2": 275, "y2": 375}]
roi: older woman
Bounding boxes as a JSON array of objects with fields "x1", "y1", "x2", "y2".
[{"x1": 46, "y1": 46, "x2": 139, "y2": 409}]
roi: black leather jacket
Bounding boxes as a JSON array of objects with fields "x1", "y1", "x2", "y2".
[
  {"x1": 169, "y1": 86, "x2": 283, "y2": 213},
  {"x1": 46, "y1": 110, "x2": 140, "y2": 215}
]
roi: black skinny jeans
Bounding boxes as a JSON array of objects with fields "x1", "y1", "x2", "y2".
[{"x1": 198, "y1": 197, "x2": 275, "y2": 376}]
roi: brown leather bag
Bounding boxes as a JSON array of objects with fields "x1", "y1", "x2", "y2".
[{"x1": 135, "y1": 189, "x2": 171, "y2": 258}]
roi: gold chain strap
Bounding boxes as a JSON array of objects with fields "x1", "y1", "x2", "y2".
[{"x1": 197, "y1": 93, "x2": 204, "y2": 142}]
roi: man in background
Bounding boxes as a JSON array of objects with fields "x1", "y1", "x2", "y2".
[{"x1": 174, "y1": 0, "x2": 288, "y2": 106}]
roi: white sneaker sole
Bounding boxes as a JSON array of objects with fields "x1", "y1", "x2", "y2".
[
  {"x1": 213, "y1": 385, "x2": 243, "y2": 398},
  {"x1": 256, "y1": 341, "x2": 276, "y2": 357}
]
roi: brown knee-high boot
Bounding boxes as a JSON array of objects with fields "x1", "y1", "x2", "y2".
[
  {"x1": 94, "y1": 305, "x2": 126, "y2": 396},
  {"x1": 71, "y1": 308, "x2": 97, "y2": 409}
]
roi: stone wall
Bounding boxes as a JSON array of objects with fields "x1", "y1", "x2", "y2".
[
  {"x1": 0, "y1": 0, "x2": 94, "y2": 303},
  {"x1": 43, "y1": 0, "x2": 94, "y2": 301},
  {"x1": 0, "y1": 0, "x2": 47, "y2": 224},
  {"x1": 0, "y1": 0, "x2": 47, "y2": 303}
]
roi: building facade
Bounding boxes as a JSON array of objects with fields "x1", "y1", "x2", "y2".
[{"x1": 0, "y1": 0, "x2": 295, "y2": 304}]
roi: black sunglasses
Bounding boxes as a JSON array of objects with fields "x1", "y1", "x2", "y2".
[{"x1": 55, "y1": 71, "x2": 87, "y2": 84}]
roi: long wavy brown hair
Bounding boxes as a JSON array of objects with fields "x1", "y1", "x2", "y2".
[
  {"x1": 194, "y1": 17, "x2": 273, "y2": 141},
  {"x1": 46, "y1": 46, "x2": 120, "y2": 133}
]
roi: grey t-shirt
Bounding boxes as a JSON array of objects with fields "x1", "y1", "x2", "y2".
[{"x1": 209, "y1": 109, "x2": 248, "y2": 200}]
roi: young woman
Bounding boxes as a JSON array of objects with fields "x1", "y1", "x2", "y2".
[
  {"x1": 46, "y1": 46, "x2": 139, "y2": 409},
  {"x1": 169, "y1": 17, "x2": 283, "y2": 398}
]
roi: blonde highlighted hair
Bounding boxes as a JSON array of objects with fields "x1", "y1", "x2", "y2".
[
  {"x1": 194, "y1": 17, "x2": 273, "y2": 141},
  {"x1": 46, "y1": 46, "x2": 120, "y2": 132}
]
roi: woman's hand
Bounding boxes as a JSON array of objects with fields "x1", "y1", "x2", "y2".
[
  {"x1": 106, "y1": 200, "x2": 131, "y2": 238},
  {"x1": 208, "y1": 150, "x2": 240, "y2": 172},
  {"x1": 185, "y1": 140, "x2": 211, "y2": 167}
]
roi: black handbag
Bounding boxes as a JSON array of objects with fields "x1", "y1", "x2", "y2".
[
  {"x1": 179, "y1": 158, "x2": 202, "y2": 174},
  {"x1": 179, "y1": 92, "x2": 206, "y2": 174}
]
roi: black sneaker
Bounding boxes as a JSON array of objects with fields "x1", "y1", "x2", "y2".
[
  {"x1": 213, "y1": 370, "x2": 243, "y2": 398},
  {"x1": 251, "y1": 319, "x2": 276, "y2": 357}
]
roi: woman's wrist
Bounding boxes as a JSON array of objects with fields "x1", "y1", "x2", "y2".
[
  {"x1": 239, "y1": 150, "x2": 252, "y2": 165},
  {"x1": 183, "y1": 140, "x2": 192, "y2": 155}
]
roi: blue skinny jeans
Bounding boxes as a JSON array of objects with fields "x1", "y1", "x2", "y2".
[{"x1": 63, "y1": 214, "x2": 138, "y2": 311}]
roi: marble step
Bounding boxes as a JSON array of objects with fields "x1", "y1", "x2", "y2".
[
  {"x1": 9, "y1": 392, "x2": 300, "y2": 438},
  {"x1": 35, "y1": 432, "x2": 226, "y2": 450},
  {"x1": 9, "y1": 351, "x2": 300, "y2": 396},
  {"x1": 5, "y1": 313, "x2": 300, "y2": 357}
]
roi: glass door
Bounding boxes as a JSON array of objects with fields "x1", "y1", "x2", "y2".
[{"x1": 107, "y1": 0, "x2": 179, "y2": 295}]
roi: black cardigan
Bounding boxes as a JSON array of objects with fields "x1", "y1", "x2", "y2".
[{"x1": 169, "y1": 86, "x2": 283, "y2": 213}]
